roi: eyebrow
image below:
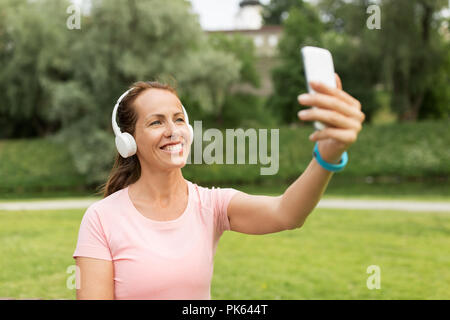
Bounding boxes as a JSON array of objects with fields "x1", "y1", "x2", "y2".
[{"x1": 145, "y1": 111, "x2": 184, "y2": 121}]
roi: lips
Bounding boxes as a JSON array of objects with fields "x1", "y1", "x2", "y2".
[
  {"x1": 160, "y1": 141, "x2": 182, "y2": 148},
  {"x1": 160, "y1": 141, "x2": 183, "y2": 153}
]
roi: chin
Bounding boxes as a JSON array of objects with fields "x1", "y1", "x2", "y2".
[
  {"x1": 169, "y1": 157, "x2": 187, "y2": 167},
  {"x1": 160, "y1": 153, "x2": 188, "y2": 168}
]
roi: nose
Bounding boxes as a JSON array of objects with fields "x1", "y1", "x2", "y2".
[{"x1": 164, "y1": 119, "x2": 182, "y2": 140}]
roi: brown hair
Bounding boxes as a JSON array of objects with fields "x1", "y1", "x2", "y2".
[{"x1": 98, "y1": 81, "x2": 179, "y2": 198}]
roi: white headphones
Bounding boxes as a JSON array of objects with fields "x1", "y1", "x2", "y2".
[{"x1": 112, "y1": 88, "x2": 194, "y2": 158}]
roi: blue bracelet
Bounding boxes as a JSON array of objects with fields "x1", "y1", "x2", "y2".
[{"x1": 313, "y1": 142, "x2": 348, "y2": 172}]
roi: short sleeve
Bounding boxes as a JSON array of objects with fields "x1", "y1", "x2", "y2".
[
  {"x1": 211, "y1": 186, "x2": 240, "y2": 235},
  {"x1": 73, "y1": 204, "x2": 113, "y2": 261}
]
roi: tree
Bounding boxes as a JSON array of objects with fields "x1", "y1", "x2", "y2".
[
  {"x1": 419, "y1": 35, "x2": 450, "y2": 119},
  {"x1": 0, "y1": 0, "x2": 242, "y2": 184},
  {"x1": 317, "y1": 0, "x2": 449, "y2": 121},
  {"x1": 380, "y1": 0, "x2": 449, "y2": 120},
  {"x1": 207, "y1": 32, "x2": 261, "y2": 124},
  {"x1": 262, "y1": 0, "x2": 304, "y2": 25},
  {"x1": 266, "y1": 1, "x2": 325, "y2": 124},
  {"x1": 317, "y1": 0, "x2": 383, "y2": 122},
  {"x1": 0, "y1": 0, "x2": 72, "y2": 138}
]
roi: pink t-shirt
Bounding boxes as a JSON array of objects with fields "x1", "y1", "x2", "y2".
[{"x1": 72, "y1": 179, "x2": 240, "y2": 300}]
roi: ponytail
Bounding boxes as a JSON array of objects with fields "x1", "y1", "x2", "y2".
[{"x1": 99, "y1": 154, "x2": 141, "y2": 198}]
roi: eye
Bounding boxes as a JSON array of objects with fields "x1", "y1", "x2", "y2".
[
  {"x1": 149, "y1": 120, "x2": 161, "y2": 126},
  {"x1": 176, "y1": 117, "x2": 185, "y2": 122}
]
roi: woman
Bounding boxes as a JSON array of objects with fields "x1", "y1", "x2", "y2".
[{"x1": 73, "y1": 76, "x2": 364, "y2": 299}]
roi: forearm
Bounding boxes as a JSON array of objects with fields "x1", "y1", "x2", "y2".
[
  {"x1": 279, "y1": 157, "x2": 337, "y2": 229},
  {"x1": 279, "y1": 73, "x2": 364, "y2": 230}
]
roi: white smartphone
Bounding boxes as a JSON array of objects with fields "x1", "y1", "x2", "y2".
[{"x1": 301, "y1": 46, "x2": 337, "y2": 131}]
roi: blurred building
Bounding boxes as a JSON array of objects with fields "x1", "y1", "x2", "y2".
[
  {"x1": 234, "y1": 0, "x2": 263, "y2": 30},
  {"x1": 207, "y1": 0, "x2": 283, "y2": 96}
]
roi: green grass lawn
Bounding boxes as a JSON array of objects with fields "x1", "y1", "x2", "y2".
[{"x1": 0, "y1": 207, "x2": 449, "y2": 299}]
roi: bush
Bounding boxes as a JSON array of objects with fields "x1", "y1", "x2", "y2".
[
  {"x1": 185, "y1": 120, "x2": 450, "y2": 185},
  {"x1": 0, "y1": 139, "x2": 87, "y2": 193},
  {"x1": 1, "y1": 121, "x2": 448, "y2": 193}
]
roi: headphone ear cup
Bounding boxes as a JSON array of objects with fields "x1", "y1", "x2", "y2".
[
  {"x1": 115, "y1": 132, "x2": 137, "y2": 158},
  {"x1": 124, "y1": 132, "x2": 137, "y2": 155}
]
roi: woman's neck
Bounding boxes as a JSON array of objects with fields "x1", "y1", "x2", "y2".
[{"x1": 129, "y1": 167, "x2": 187, "y2": 206}]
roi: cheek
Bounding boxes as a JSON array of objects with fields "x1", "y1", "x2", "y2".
[
  {"x1": 136, "y1": 128, "x2": 162, "y2": 149},
  {"x1": 182, "y1": 126, "x2": 190, "y2": 142}
]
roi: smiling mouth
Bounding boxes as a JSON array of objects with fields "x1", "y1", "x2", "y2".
[{"x1": 160, "y1": 142, "x2": 183, "y2": 153}]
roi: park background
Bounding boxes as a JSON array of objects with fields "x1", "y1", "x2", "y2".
[{"x1": 0, "y1": 0, "x2": 449, "y2": 299}]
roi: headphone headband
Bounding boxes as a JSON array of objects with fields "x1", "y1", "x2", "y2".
[
  {"x1": 112, "y1": 89, "x2": 133, "y2": 137},
  {"x1": 111, "y1": 86, "x2": 193, "y2": 158},
  {"x1": 111, "y1": 88, "x2": 190, "y2": 137}
]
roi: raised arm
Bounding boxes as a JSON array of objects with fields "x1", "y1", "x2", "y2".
[{"x1": 227, "y1": 74, "x2": 365, "y2": 235}]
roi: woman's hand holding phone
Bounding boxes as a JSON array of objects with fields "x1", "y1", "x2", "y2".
[{"x1": 297, "y1": 73, "x2": 365, "y2": 163}]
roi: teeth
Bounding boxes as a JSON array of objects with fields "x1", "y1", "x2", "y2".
[{"x1": 162, "y1": 143, "x2": 182, "y2": 152}]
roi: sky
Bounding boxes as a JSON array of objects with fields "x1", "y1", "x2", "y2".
[
  {"x1": 70, "y1": 0, "x2": 270, "y2": 30},
  {"x1": 70, "y1": 0, "x2": 450, "y2": 30},
  {"x1": 189, "y1": 0, "x2": 450, "y2": 30},
  {"x1": 189, "y1": 0, "x2": 270, "y2": 31}
]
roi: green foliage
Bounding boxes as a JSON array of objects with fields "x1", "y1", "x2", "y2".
[
  {"x1": 0, "y1": 139, "x2": 87, "y2": 193},
  {"x1": 262, "y1": 0, "x2": 304, "y2": 25},
  {"x1": 268, "y1": 0, "x2": 449, "y2": 124},
  {"x1": 419, "y1": 39, "x2": 450, "y2": 119},
  {"x1": 321, "y1": 30, "x2": 381, "y2": 122},
  {"x1": 221, "y1": 94, "x2": 279, "y2": 128},
  {"x1": 2, "y1": 121, "x2": 448, "y2": 194},
  {"x1": 344, "y1": 121, "x2": 450, "y2": 177},
  {"x1": 266, "y1": 2, "x2": 325, "y2": 124},
  {"x1": 185, "y1": 31, "x2": 265, "y2": 125},
  {"x1": 2, "y1": 0, "x2": 449, "y2": 188},
  {"x1": 318, "y1": 0, "x2": 449, "y2": 121},
  {"x1": 379, "y1": 0, "x2": 449, "y2": 120},
  {"x1": 208, "y1": 33, "x2": 260, "y2": 88},
  {"x1": 0, "y1": 0, "x2": 71, "y2": 138},
  {"x1": 0, "y1": 0, "x2": 243, "y2": 183}
]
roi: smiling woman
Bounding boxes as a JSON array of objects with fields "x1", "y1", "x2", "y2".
[
  {"x1": 73, "y1": 81, "x2": 242, "y2": 299},
  {"x1": 72, "y1": 75, "x2": 365, "y2": 300},
  {"x1": 102, "y1": 81, "x2": 184, "y2": 197}
]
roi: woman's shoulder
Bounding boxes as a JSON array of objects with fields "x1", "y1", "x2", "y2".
[
  {"x1": 187, "y1": 179, "x2": 240, "y2": 210},
  {"x1": 188, "y1": 179, "x2": 237, "y2": 193},
  {"x1": 85, "y1": 187, "x2": 128, "y2": 216}
]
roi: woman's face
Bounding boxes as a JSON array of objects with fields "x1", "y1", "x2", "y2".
[{"x1": 133, "y1": 88, "x2": 191, "y2": 170}]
